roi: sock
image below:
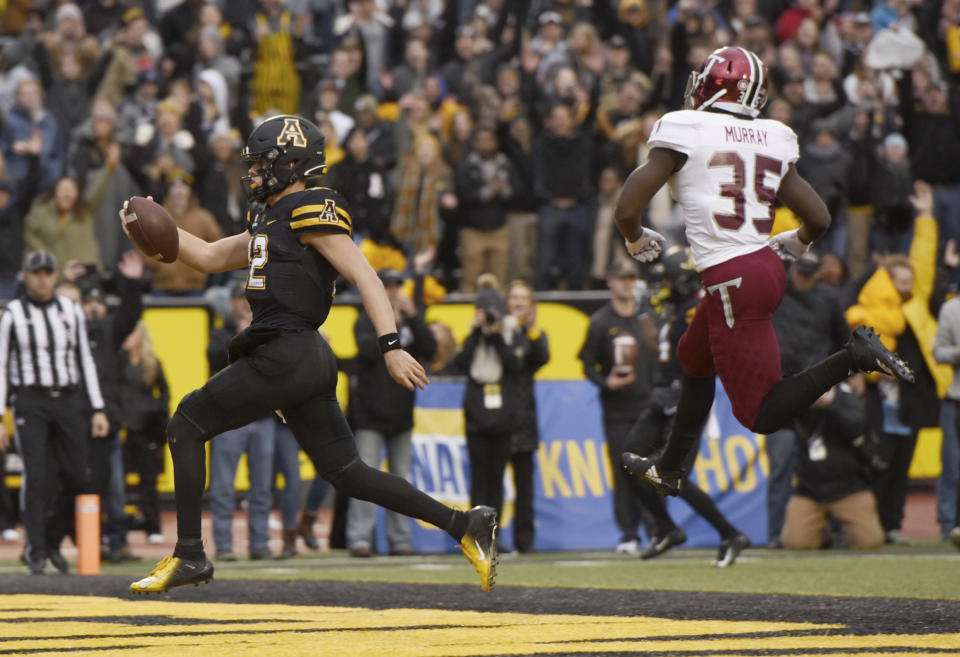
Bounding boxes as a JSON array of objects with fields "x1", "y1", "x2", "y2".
[
  {"x1": 659, "y1": 375, "x2": 716, "y2": 473},
  {"x1": 169, "y1": 435, "x2": 206, "y2": 550},
  {"x1": 331, "y1": 459, "x2": 469, "y2": 541},
  {"x1": 753, "y1": 351, "x2": 853, "y2": 434},
  {"x1": 173, "y1": 538, "x2": 204, "y2": 561},
  {"x1": 446, "y1": 510, "x2": 469, "y2": 541}
]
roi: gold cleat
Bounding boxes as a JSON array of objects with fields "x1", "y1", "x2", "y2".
[
  {"x1": 459, "y1": 506, "x2": 498, "y2": 591},
  {"x1": 130, "y1": 555, "x2": 214, "y2": 594}
]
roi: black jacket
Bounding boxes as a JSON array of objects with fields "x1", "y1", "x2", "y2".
[
  {"x1": 509, "y1": 326, "x2": 550, "y2": 453},
  {"x1": 532, "y1": 129, "x2": 594, "y2": 203},
  {"x1": 455, "y1": 151, "x2": 516, "y2": 232},
  {"x1": 452, "y1": 327, "x2": 523, "y2": 435},
  {"x1": 119, "y1": 358, "x2": 170, "y2": 433},
  {"x1": 772, "y1": 276, "x2": 849, "y2": 377},
  {"x1": 579, "y1": 304, "x2": 653, "y2": 422},
  {"x1": 900, "y1": 76, "x2": 960, "y2": 185},
  {"x1": 794, "y1": 384, "x2": 872, "y2": 503},
  {"x1": 85, "y1": 272, "x2": 143, "y2": 427},
  {"x1": 352, "y1": 309, "x2": 437, "y2": 434}
]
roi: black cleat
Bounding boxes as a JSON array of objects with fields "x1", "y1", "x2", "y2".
[
  {"x1": 716, "y1": 532, "x2": 750, "y2": 568},
  {"x1": 459, "y1": 505, "x2": 499, "y2": 591},
  {"x1": 130, "y1": 555, "x2": 214, "y2": 593},
  {"x1": 641, "y1": 528, "x2": 687, "y2": 560},
  {"x1": 846, "y1": 326, "x2": 915, "y2": 383},
  {"x1": 21, "y1": 549, "x2": 45, "y2": 575},
  {"x1": 622, "y1": 453, "x2": 682, "y2": 496},
  {"x1": 48, "y1": 550, "x2": 69, "y2": 574}
]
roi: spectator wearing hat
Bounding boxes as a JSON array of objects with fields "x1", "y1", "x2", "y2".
[
  {"x1": 1, "y1": 78, "x2": 66, "y2": 194},
  {"x1": 0, "y1": 251, "x2": 109, "y2": 574},
  {"x1": 24, "y1": 162, "x2": 118, "y2": 273},
  {"x1": 145, "y1": 174, "x2": 222, "y2": 296},
  {"x1": 579, "y1": 258, "x2": 656, "y2": 554},
  {"x1": 353, "y1": 93, "x2": 397, "y2": 171},
  {"x1": 798, "y1": 120, "x2": 851, "y2": 258},
  {"x1": 871, "y1": 132, "x2": 915, "y2": 255},
  {"x1": 597, "y1": 35, "x2": 643, "y2": 111},
  {"x1": 766, "y1": 249, "x2": 851, "y2": 546},
  {"x1": 94, "y1": 6, "x2": 156, "y2": 105},
  {"x1": 455, "y1": 126, "x2": 517, "y2": 293},
  {"x1": 39, "y1": 3, "x2": 102, "y2": 80},
  {"x1": 0, "y1": 39, "x2": 36, "y2": 116},
  {"x1": 116, "y1": 68, "x2": 160, "y2": 148},
  {"x1": 346, "y1": 267, "x2": 436, "y2": 556}
]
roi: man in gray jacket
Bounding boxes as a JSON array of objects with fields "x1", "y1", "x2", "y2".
[{"x1": 934, "y1": 294, "x2": 960, "y2": 549}]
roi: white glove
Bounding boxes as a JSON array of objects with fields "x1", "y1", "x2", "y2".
[
  {"x1": 766, "y1": 228, "x2": 810, "y2": 261},
  {"x1": 625, "y1": 228, "x2": 666, "y2": 263}
]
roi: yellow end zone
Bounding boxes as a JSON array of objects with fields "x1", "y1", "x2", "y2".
[{"x1": 2, "y1": 595, "x2": 959, "y2": 656}]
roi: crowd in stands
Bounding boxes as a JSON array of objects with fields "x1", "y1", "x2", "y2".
[{"x1": 1, "y1": 0, "x2": 960, "y2": 560}]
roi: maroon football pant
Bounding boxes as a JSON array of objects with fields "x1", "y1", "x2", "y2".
[{"x1": 677, "y1": 247, "x2": 786, "y2": 430}]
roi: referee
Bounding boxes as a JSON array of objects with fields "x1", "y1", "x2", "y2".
[{"x1": 0, "y1": 251, "x2": 108, "y2": 574}]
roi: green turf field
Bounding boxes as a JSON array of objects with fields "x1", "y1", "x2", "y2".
[{"x1": 7, "y1": 539, "x2": 953, "y2": 600}]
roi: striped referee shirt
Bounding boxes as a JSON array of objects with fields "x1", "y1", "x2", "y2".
[{"x1": 0, "y1": 295, "x2": 105, "y2": 416}]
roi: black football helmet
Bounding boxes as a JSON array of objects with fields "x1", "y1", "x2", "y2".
[
  {"x1": 240, "y1": 115, "x2": 326, "y2": 202},
  {"x1": 656, "y1": 245, "x2": 700, "y2": 301}
]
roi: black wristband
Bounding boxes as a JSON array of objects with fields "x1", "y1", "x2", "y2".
[{"x1": 378, "y1": 332, "x2": 401, "y2": 354}]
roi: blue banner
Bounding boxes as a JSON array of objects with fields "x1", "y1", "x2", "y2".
[{"x1": 372, "y1": 380, "x2": 769, "y2": 554}]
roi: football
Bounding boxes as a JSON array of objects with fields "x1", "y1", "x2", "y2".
[{"x1": 124, "y1": 196, "x2": 179, "y2": 263}]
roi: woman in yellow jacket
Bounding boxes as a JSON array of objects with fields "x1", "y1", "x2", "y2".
[{"x1": 845, "y1": 181, "x2": 953, "y2": 543}]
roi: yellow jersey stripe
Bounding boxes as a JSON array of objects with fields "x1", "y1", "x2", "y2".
[
  {"x1": 291, "y1": 204, "x2": 329, "y2": 218},
  {"x1": 335, "y1": 206, "x2": 352, "y2": 225},
  {"x1": 290, "y1": 217, "x2": 351, "y2": 233}
]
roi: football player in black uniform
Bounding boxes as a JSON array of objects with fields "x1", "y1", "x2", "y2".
[
  {"x1": 622, "y1": 247, "x2": 750, "y2": 566},
  {"x1": 121, "y1": 115, "x2": 498, "y2": 593}
]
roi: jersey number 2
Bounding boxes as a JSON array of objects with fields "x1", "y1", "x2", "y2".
[
  {"x1": 247, "y1": 235, "x2": 268, "y2": 289},
  {"x1": 708, "y1": 152, "x2": 782, "y2": 234}
]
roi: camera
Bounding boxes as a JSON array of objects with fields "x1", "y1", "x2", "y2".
[{"x1": 482, "y1": 305, "x2": 502, "y2": 325}]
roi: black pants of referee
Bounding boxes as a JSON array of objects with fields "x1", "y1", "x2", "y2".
[
  {"x1": 12, "y1": 388, "x2": 89, "y2": 563},
  {"x1": 168, "y1": 329, "x2": 464, "y2": 559}
]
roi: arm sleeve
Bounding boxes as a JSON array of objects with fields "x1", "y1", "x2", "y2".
[
  {"x1": 0, "y1": 311, "x2": 12, "y2": 417},
  {"x1": 289, "y1": 189, "x2": 353, "y2": 237},
  {"x1": 156, "y1": 362, "x2": 171, "y2": 413},
  {"x1": 778, "y1": 123, "x2": 801, "y2": 166},
  {"x1": 527, "y1": 329, "x2": 550, "y2": 372},
  {"x1": 407, "y1": 313, "x2": 438, "y2": 362},
  {"x1": 74, "y1": 303, "x2": 105, "y2": 411},
  {"x1": 646, "y1": 112, "x2": 697, "y2": 159}
]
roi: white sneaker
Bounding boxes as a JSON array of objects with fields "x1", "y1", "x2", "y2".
[
  {"x1": 147, "y1": 533, "x2": 165, "y2": 544},
  {"x1": 616, "y1": 539, "x2": 640, "y2": 555},
  {"x1": 2, "y1": 528, "x2": 20, "y2": 541}
]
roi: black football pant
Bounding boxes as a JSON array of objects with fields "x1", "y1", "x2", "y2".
[
  {"x1": 169, "y1": 330, "x2": 461, "y2": 558},
  {"x1": 625, "y1": 405, "x2": 739, "y2": 541},
  {"x1": 604, "y1": 416, "x2": 654, "y2": 543},
  {"x1": 125, "y1": 425, "x2": 166, "y2": 535},
  {"x1": 12, "y1": 389, "x2": 89, "y2": 562}
]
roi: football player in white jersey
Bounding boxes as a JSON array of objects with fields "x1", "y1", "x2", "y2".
[{"x1": 615, "y1": 46, "x2": 914, "y2": 496}]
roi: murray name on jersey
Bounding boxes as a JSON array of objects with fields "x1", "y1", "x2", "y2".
[
  {"x1": 648, "y1": 109, "x2": 799, "y2": 272},
  {"x1": 243, "y1": 187, "x2": 353, "y2": 332}
]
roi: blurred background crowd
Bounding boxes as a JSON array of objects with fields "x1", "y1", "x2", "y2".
[{"x1": 1, "y1": 0, "x2": 960, "y2": 567}]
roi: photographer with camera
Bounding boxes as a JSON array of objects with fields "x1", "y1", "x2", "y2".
[{"x1": 451, "y1": 274, "x2": 522, "y2": 543}]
